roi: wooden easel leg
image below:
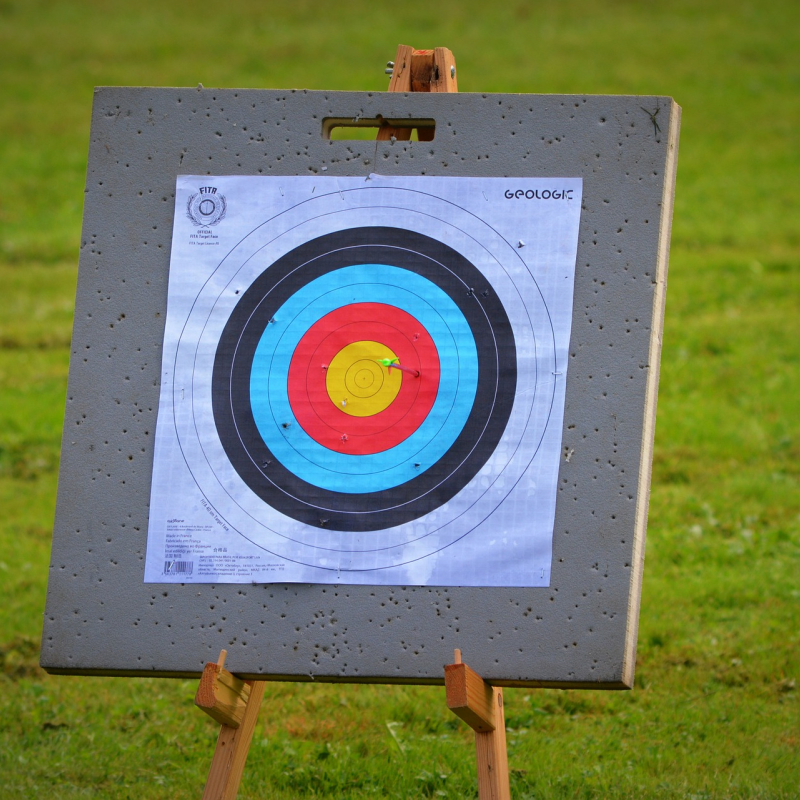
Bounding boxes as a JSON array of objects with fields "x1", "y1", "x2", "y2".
[
  {"x1": 445, "y1": 650, "x2": 510, "y2": 800},
  {"x1": 474, "y1": 686, "x2": 510, "y2": 800},
  {"x1": 196, "y1": 651, "x2": 267, "y2": 800},
  {"x1": 202, "y1": 679, "x2": 266, "y2": 800}
]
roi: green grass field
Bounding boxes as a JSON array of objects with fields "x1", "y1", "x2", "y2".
[{"x1": 1, "y1": 0, "x2": 799, "y2": 797}]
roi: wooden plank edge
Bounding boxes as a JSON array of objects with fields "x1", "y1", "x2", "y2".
[
  {"x1": 431, "y1": 47, "x2": 458, "y2": 93},
  {"x1": 386, "y1": 44, "x2": 413, "y2": 93},
  {"x1": 621, "y1": 97, "x2": 682, "y2": 689}
]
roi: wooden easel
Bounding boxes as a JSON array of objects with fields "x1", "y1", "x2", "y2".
[
  {"x1": 195, "y1": 46, "x2": 510, "y2": 800},
  {"x1": 196, "y1": 648, "x2": 509, "y2": 800}
]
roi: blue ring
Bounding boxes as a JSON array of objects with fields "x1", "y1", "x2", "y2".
[{"x1": 249, "y1": 265, "x2": 478, "y2": 493}]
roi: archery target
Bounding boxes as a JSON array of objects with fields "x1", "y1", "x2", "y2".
[{"x1": 169, "y1": 183, "x2": 561, "y2": 573}]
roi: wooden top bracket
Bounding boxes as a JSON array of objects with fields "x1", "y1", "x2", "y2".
[
  {"x1": 386, "y1": 44, "x2": 458, "y2": 93},
  {"x1": 379, "y1": 44, "x2": 457, "y2": 142}
]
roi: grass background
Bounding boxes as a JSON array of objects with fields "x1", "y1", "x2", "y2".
[{"x1": 1, "y1": 0, "x2": 798, "y2": 797}]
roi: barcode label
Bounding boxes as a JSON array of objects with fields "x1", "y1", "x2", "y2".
[{"x1": 164, "y1": 560, "x2": 193, "y2": 575}]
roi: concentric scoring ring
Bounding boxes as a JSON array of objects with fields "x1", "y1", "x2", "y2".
[{"x1": 212, "y1": 226, "x2": 517, "y2": 532}]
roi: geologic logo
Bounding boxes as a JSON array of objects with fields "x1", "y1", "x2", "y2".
[
  {"x1": 504, "y1": 188, "x2": 574, "y2": 200},
  {"x1": 186, "y1": 186, "x2": 227, "y2": 227}
]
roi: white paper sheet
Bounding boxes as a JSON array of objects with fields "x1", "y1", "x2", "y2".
[{"x1": 144, "y1": 175, "x2": 582, "y2": 586}]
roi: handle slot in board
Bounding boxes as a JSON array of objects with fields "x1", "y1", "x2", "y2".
[{"x1": 322, "y1": 116, "x2": 436, "y2": 141}]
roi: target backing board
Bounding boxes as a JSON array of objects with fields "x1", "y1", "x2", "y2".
[
  {"x1": 42, "y1": 88, "x2": 679, "y2": 687},
  {"x1": 144, "y1": 175, "x2": 582, "y2": 587}
]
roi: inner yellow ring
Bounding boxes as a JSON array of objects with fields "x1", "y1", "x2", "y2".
[{"x1": 326, "y1": 340, "x2": 402, "y2": 417}]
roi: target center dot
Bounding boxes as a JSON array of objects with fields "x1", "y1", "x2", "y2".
[{"x1": 355, "y1": 369, "x2": 375, "y2": 389}]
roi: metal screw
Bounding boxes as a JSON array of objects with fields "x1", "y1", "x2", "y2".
[
  {"x1": 385, "y1": 68, "x2": 393, "y2": 75},
  {"x1": 386, "y1": 61, "x2": 395, "y2": 68},
  {"x1": 450, "y1": 65, "x2": 456, "y2": 78}
]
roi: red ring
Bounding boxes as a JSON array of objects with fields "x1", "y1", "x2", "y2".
[
  {"x1": 289, "y1": 305, "x2": 439, "y2": 453},
  {"x1": 287, "y1": 304, "x2": 439, "y2": 454}
]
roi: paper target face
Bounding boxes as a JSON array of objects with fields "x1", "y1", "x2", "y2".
[{"x1": 147, "y1": 176, "x2": 582, "y2": 585}]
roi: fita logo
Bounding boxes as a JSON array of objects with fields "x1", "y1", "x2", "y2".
[{"x1": 186, "y1": 186, "x2": 227, "y2": 227}]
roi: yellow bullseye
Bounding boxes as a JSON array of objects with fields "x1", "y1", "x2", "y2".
[{"x1": 326, "y1": 341, "x2": 402, "y2": 417}]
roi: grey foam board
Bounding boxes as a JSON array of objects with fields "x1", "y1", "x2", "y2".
[{"x1": 41, "y1": 87, "x2": 680, "y2": 687}]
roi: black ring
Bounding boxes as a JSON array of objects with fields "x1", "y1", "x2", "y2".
[{"x1": 212, "y1": 227, "x2": 517, "y2": 532}]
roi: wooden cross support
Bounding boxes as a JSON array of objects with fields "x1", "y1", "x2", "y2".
[{"x1": 445, "y1": 649, "x2": 511, "y2": 800}]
